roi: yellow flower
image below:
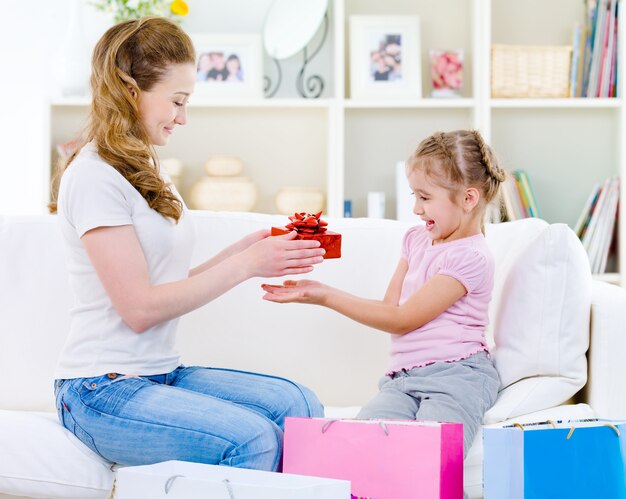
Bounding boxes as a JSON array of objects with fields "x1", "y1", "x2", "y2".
[{"x1": 170, "y1": 0, "x2": 189, "y2": 16}]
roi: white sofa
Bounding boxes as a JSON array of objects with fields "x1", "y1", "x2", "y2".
[{"x1": 2, "y1": 211, "x2": 626, "y2": 499}]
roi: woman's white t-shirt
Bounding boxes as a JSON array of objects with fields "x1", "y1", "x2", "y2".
[{"x1": 54, "y1": 143, "x2": 196, "y2": 379}]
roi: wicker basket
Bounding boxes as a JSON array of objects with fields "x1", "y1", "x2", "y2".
[{"x1": 491, "y1": 44, "x2": 572, "y2": 98}]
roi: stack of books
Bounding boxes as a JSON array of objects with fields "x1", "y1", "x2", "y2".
[
  {"x1": 500, "y1": 170, "x2": 540, "y2": 221},
  {"x1": 575, "y1": 177, "x2": 620, "y2": 274},
  {"x1": 570, "y1": 0, "x2": 620, "y2": 98}
]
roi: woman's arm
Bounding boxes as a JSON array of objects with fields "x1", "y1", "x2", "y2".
[
  {"x1": 82, "y1": 225, "x2": 324, "y2": 333},
  {"x1": 261, "y1": 271, "x2": 466, "y2": 335},
  {"x1": 189, "y1": 229, "x2": 268, "y2": 277}
]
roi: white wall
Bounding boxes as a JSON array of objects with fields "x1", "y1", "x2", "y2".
[
  {"x1": 0, "y1": 0, "x2": 332, "y2": 215},
  {"x1": 0, "y1": 1, "x2": 106, "y2": 214}
]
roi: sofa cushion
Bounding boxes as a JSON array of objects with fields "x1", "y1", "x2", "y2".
[
  {"x1": 0, "y1": 410, "x2": 113, "y2": 499},
  {"x1": 484, "y1": 219, "x2": 591, "y2": 423},
  {"x1": 0, "y1": 216, "x2": 71, "y2": 411}
]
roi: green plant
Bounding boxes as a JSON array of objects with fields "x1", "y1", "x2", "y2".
[{"x1": 90, "y1": 0, "x2": 189, "y2": 23}]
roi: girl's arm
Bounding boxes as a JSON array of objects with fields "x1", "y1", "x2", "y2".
[
  {"x1": 262, "y1": 270, "x2": 466, "y2": 335},
  {"x1": 382, "y1": 258, "x2": 409, "y2": 305},
  {"x1": 82, "y1": 225, "x2": 324, "y2": 333}
]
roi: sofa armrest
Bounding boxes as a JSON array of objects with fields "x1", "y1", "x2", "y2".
[{"x1": 587, "y1": 280, "x2": 626, "y2": 419}]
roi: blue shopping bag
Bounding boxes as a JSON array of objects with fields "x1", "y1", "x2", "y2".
[{"x1": 484, "y1": 419, "x2": 626, "y2": 499}]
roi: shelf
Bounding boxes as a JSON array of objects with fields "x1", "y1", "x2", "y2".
[
  {"x1": 56, "y1": 97, "x2": 622, "y2": 109},
  {"x1": 50, "y1": 96, "x2": 335, "y2": 109},
  {"x1": 50, "y1": 96, "x2": 91, "y2": 107},
  {"x1": 593, "y1": 273, "x2": 621, "y2": 285},
  {"x1": 188, "y1": 98, "x2": 334, "y2": 109},
  {"x1": 190, "y1": 98, "x2": 476, "y2": 110},
  {"x1": 52, "y1": 96, "x2": 479, "y2": 110},
  {"x1": 344, "y1": 99, "x2": 475, "y2": 109},
  {"x1": 490, "y1": 98, "x2": 622, "y2": 109}
]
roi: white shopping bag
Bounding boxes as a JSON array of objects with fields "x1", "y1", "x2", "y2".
[{"x1": 114, "y1": 460, "x2": 350, "y2": 499}]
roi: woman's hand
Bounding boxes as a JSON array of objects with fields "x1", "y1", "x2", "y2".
[
  {"x1": 261, "y1": 279, "x2": 329, "y2": 304},
  {"x1": 189, "y1": 229, "x2": 272, "y2": 277},
  {"x1": 238, "y1": 232, "x2": 325, "y2": 278},
  {"x1": 234, "y1": 229, "x2": 271, "y2": 253}
]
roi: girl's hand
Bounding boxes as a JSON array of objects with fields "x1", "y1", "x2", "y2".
[
  {"x1": 239, "y1": 232, "x2": 325, "y2": 278},
  {"x1": 261, "y1": 279, "x2": 328, "y2": 304}
]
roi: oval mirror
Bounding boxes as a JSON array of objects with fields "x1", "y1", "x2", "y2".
[{"x1": 263, "y1": 0, "x2": 329, "y2": 60}]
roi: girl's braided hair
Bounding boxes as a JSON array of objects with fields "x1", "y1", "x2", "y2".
[{"x1": 408, "y1": 129, "x2": 505, "y2": 207}]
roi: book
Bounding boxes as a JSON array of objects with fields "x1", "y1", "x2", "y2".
[
  {"x1": 499, "y1": 170, "x2": 541, "y2": 220},
  {"x1": 570, "y1": 23, "x2": 583, "y2": 97},
  {"x1": 599, "y1": 0, "x2": 617, "y2": 97},
  {"x1": 582, "y1": 177, "x2": 612, "y2": 253},
  {"x1": 514, "y1": 170, "x2": 540, "y2": 219},
  {"x1": 586, "y1": 0, "x2": 608, "y2": 97},
  {"x1": 614, "y1": 0, "x2": 621, "y2": 96},
  {"x1": 596, "y1": 178, "x2": 619, "y2": 273},
  {"x1": 582, "y1": 0, "x2": 599, "y2": 96},
  {"x1": 511, "y1": 174, "x2": 529, "y2": 217},
  {"x1": 608, "y1": 0, "x2": 619, "y2": 97},
  {"x1": 596, "y1": 0, "x2": 611, "y2": 96},
  {"x1": 574, "y1": 182, "x2": 601, "y2": 238},
  {"x1": 588, "y1": 178, "x2": 619, "y2": 273}
]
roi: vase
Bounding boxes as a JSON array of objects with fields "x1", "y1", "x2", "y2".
[
  {"x1": 57, "y1": 0, "x2": 91, "y2": 97},
  {"x1": 275, "y1": 187, "x2": 325, "y2": 215},
  {"x1": 190, "y1": 177, "x2": 258, "y2": 212}
]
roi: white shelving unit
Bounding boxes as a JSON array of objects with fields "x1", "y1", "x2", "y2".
[{"x1": 46, "y1": 0, "x2": 626, "y2": 284}]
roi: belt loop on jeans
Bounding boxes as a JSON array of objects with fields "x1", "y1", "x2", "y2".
[{"x1": 391, "y1": 368, "x2": 408, "y2": 379}]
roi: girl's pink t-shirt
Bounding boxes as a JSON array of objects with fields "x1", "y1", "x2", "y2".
[{"x1": 388, "y1": 226, "x2": 494, "y2": 373}]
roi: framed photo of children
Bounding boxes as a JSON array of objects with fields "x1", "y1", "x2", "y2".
[
  {"x1": 191, "y1": 34, "x2": 263, "y2": 100},
  {"x1": 349, "y1": 15, "x2": 422, "y2": 100}
]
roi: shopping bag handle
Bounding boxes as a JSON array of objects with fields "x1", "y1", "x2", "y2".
[
  {"x1": 321, "y1": 419, "x2": 389, "y2": 436},
  {"x1": 510, "y1": 421, "x2": 621, "y2": 439},
  {"x1": 223, "y1": 478, "x2": 236, "y2": 499},
  {"x1": 164, "y1": 474, "x2": 184, "y2": 493},
  {"x1": 164, "y1": 474, "x2": 236, "y2": 498},
  {"x1": 566, "y1": 423, "x2": 620, "y2": 440}
]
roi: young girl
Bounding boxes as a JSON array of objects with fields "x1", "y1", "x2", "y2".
[
  {"x1": 262, "y1": 130, "x2": 505, "y2": 456},
  {"x1": 51, "y1": 17, "x2": 325, "y2": 471}
]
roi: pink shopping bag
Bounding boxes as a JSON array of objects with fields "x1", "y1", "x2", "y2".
[{"x1": 283, "y1": 417, "x2": 463, "y2": 499}]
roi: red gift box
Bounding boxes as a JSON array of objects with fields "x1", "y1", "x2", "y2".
[{"x1": 271, "y1": 212, "x2": 341, "y2": 259}]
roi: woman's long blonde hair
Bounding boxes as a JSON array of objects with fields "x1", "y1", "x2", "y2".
[{"x1": 50, "y1": 16, "x2": 196, "y2": 222}]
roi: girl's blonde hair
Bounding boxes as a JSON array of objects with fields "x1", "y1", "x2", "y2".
[
  {"x1": 50, "y1": 16, "x2": 196, "y2": 222},
  {"x1": 408, "y1": 129, "x2": 506, "y2": 209}
]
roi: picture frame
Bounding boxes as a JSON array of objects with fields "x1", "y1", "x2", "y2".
[
  {"x1": 191, "y1": 34, "x2": 263, "y2": 100},
  {"x1": 349, "y1": 15, "x2": 422, "y2": 100}
]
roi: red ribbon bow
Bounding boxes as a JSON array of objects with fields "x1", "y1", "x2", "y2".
[{"x1": 285, "y1": 211, "x2": 328, "y2": 234}]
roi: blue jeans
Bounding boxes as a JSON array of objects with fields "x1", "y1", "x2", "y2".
[{"x1": 54, "y1": 365, "x2": 323, "y2": 470}]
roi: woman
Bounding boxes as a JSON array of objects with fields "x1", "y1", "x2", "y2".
[{"x1": 52, "y1": 16, "x2": 325, "y2": 470}]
